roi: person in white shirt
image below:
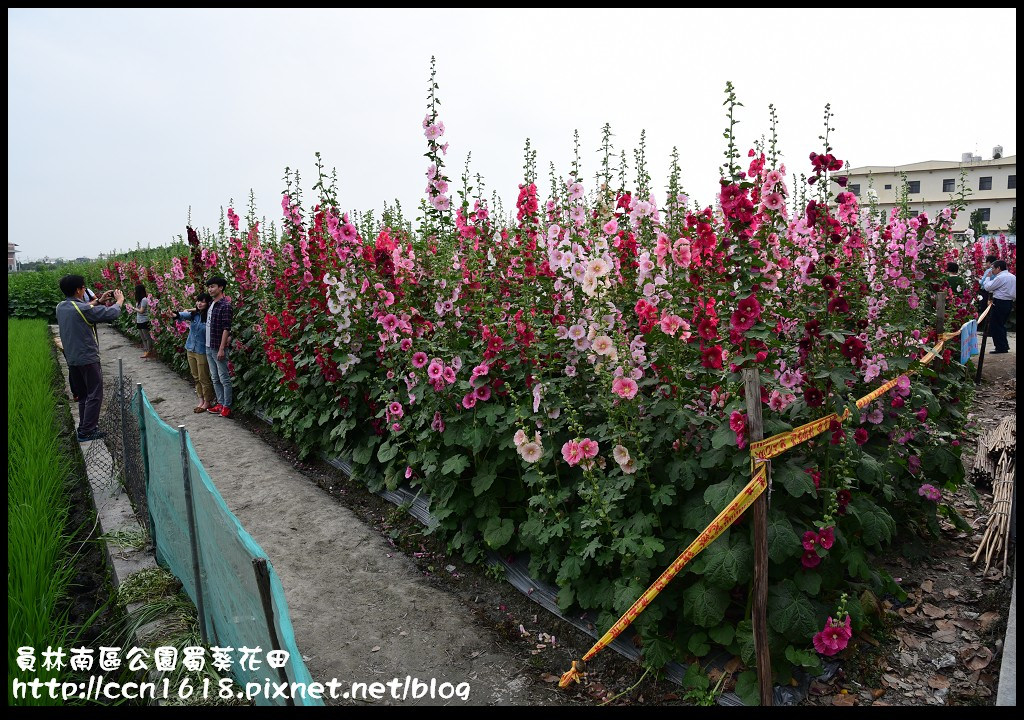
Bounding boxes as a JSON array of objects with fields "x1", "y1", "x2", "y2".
[{"x1": 981, "y1": 260, "x2": 1016, "y2": 354}]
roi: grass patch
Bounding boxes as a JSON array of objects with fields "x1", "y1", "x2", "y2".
[{"x1": 8, "y1": 318, "x2": 78, "y2": 705}]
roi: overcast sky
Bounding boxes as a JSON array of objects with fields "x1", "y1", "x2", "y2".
[{"x1": 8, "y1": 8, "x2": 1017, "y2": 261}]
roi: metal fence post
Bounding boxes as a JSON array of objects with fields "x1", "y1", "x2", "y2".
[
  {"x1": 136, "y1": 383, "x2": 157, "y2": 555},
  {"x1": 178, "y1": 426, "x2": 208, "y2": 645},
  {"x1": 253, "y1": 558, "x2": 296, "y2": 706}
]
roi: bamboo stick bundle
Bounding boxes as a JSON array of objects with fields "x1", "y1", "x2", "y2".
[
  {"x1": 972, "y1": 431, "x2": 1015, "y2": 576},
  {"x1": 986, "y1": 416, "x2": 1016, "y2": 460}
]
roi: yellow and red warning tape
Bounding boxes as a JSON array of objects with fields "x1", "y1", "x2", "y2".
[{"x1": 559, "y1": 305, "x2": 989, "y2": 688}]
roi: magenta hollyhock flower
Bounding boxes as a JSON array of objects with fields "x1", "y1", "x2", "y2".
[
  {"x1": 915, "y1": 407, "x2": 928, "y2": 422},
  {"x1": 388, "y1": 402, "x2": 404, "y2": 419},
  {"x1": 442, "y1": 366, "x2": 457, "y2": 384},
  {"x1": 817, "y1": 527, "x2": 835, "y2": 550},
  {"x1": 461, "y1": 393, "x2": 477, "y2": 409},
  {"x1": 729, "y1": 411, "x2": 747, "y2": 434},
  {"x1": 908, "y1": 455, "x2": 922, "y2": 475},
  {"x1": 474, "y1": 384, "x2": 491, "y2": 401},
  {"x1": 802, "y1": 531, "x2": 819, "y2": 551},
  {"x1": 812, "y1": 615, "x2": 852, "y2": 656},
  {"x1": 430, "y1": 411, "x2": 445, "y2": 433},
  {"x1": 561, "y1": 441, "x2": 582, "y2": 466},
  {"x1": 412, "y1": 352, "x2": 428, "y2": 369},
  {"x1": 801, "y1": 550, "x2": 821, "y2": 569},
  {"x1": 918, "y1": 483, "x2": 941, "y2": 501}
]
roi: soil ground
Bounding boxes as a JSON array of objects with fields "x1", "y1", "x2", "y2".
[{"x1": 78, "y1": 324, "x2": 1015, "y2": 706}]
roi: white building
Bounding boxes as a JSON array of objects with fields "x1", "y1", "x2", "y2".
[
  {"x1": 839, "y1": 147, "x2": 1015, "y2": 233},
  {"x1": 8, "y1": 243, "x2": 18, "y2": 272}
]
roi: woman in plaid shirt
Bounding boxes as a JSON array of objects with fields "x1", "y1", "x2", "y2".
[{"x1": 205, "y1": 276, "x2": 234, "y2": 418}]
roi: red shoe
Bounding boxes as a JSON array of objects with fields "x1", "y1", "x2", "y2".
[
  {"x1": 207, "y1": 404, "x2": 223, "y2": 414},
  {"x1": 220, "y1": 407, "x2": 232, "y2": 418}
]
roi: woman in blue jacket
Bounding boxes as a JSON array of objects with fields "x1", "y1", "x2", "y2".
[{"x1": 175, "y1": 293, "x2": 216, "y2": 412}]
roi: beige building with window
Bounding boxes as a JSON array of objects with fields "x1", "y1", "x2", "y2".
[
  {"x1": 838, "y1": 149, "x2": 1015, "y2": 233},
  {"x1": 8, "y1": 243, "x2": 17, "y2": 272}
]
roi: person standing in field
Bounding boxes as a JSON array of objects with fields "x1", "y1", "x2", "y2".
[
  {"x1": 205, "y1": 276, "x2": 234, "y2": 418},
  {"x1": 173, "y1": 293, "x2": 216, "y2": 413},
  {"x1": 977, "y1": 254, "x2": 998, "y2": 314},
  {"x1": 135, "y1": 283, "x2": 156, "y2": 359},
  {"x1": 56, "y1": 274, "x2": 124, "y2": 442},
  {"x1": 982, "y1": 260, "x2": 1016, "y2": 354}
]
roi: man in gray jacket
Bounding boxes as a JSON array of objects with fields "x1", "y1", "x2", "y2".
[{"x1": 56, "y1": 274, "x2": 124, "y2": 441}]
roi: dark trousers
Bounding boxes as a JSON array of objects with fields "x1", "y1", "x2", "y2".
[
  {"x1": 989, "y1": 298, "x2": 1014, "y2": 353},
  {"x1": 69, "y1": 362, "x2": 103, "y2": 434}
]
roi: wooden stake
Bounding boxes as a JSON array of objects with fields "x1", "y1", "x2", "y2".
[{"x1": 742, "y1": 368, "x2": 772, "y2": 706}]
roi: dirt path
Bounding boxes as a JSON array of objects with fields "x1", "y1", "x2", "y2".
[{"x1": 93, "y1": 325, "x2": 568, "y2": 706}]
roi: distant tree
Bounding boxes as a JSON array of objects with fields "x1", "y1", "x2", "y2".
[
  {"x1": 969, "y1": 208, "x2": 989, "y2": 238},
  {"x1": 1008, "y1": 211, "x2": 1016, "y2": 235}
]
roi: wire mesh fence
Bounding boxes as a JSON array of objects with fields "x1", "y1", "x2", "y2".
[{"x1": 80, "y1": 361, "x2": 148, "y2": 529}]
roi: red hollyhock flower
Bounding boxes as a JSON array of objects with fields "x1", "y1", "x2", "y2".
[
  {"x1": 697, "y1": 317, "x2": 719, "y2": 340},
  {"x1": 801, "y1": 550, "x2": 821, "y2": 569},
  {"x1": 700, "y1": 344, "x2": 724, "y2": 369},
  {"x1": 817, "y1": 526, "x2": 835, "y2": 550},
  {"x1": 803, "y1": 386, "x2": 824, "y2": 407},
  {"x1": 827, "y1": 296, "x2": 850, "y2": 314},
  {"x1": 854, "y1": 427, "x2": 869, "y2": 446}
]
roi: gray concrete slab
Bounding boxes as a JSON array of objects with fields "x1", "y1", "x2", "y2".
[{"x1": 996, "y1": 569, "x2": 1016, "y2": 706}]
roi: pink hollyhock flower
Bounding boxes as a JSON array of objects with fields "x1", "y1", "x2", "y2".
[
  {"x1": 915, "y1": 407, "x2": 928, "y2": 422},
  {"x1": 427, "y1": 361, "x2": 444, "y2": 381},
  {"x1": 518, "y1": 442, "x2": 543, "y2": 463},
  {"x1": 602, "y1": 219, "x2": 618, "y2": 235},
  {"x1": 405, "y1": 465, "x2": 414, "y2": 479},
  {"x1": 471, "y1": 363, "x2": 490, "y2": 378},
  {"x1": 561, "y1": 441, "x2": 582, "y2": 466},
  {"x1": 461, "y1": 393, "x2": 477, "y2": 409},
  {"x1": 442, "y1": 366, "x2": 457, "y2": 384},
  {"x1": 388, "y1": 402, "x2": 404, "y2": 419},
  {"x1": 400, "y1": 338, "x2": 413, "y2": 352},
  {"x1": 611, "y1": 376, "x2": 638, "y2": 399},
  {"x1": 812, "y1": 615, "x2": 852, "y2": 656},
  {"x1": 578, "y1": 438, "x2": 599, "y2": 459},
  {"x1": 801, "y1": 550, "x2": 821, "y2": 569},
  {"x1": 895, "y1": 375, "x2": 911, "y2": 392},
  {"x1": 802, "y1": 531, "x2": 819, "y2": 551},
  {"x1": 513, "y1": 429, "x2": 528, "y2": 447},
  {"x1": 918, "y1": 483, "x2": 941, "y2": 501},
  {"x1": 817, "y1": 527, "x2": 835, "y2": 550},
  {"x1": 474, "y1": 384, "x2": 491, "y2": 401},
  {"x1": 762, "y1": 192, "x2": 785, "y2": 211},
  {"x1": 380, "y1": 314, "x2": 399, "y2": 333},
  {"x1": 412, "y1": 352, "x2": 428, "y2": 369}
]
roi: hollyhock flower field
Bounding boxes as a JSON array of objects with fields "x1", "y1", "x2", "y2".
[{"x1": 97, "y1": 66, "x2": 987, "y2": 689}]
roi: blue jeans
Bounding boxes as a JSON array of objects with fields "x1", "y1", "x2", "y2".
[{"x1": 206, "y1": 351, "x2": 232, "y2": 408}]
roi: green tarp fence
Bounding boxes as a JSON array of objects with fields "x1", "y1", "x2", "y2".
[{"x1": 134, "y1": 387, "x2": 322, "y2": 706}]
